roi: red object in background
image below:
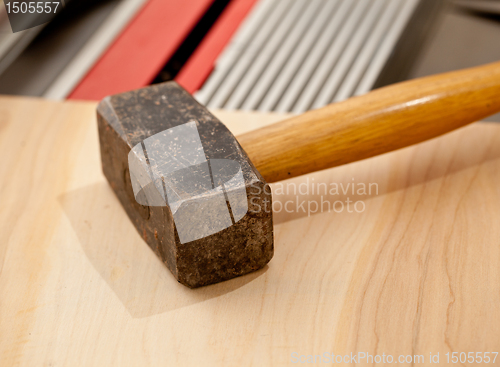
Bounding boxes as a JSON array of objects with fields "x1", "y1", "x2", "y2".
[
  {"x1": 68, "y1": 0, "x2": 214, "y2": 101},
  {"x1": 175, "y1": 0, "x2": 259, "y2": 94}
]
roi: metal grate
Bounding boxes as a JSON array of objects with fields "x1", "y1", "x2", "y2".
[{"x1": 195, "y1": 0, "x2": 420, "y2": 113}]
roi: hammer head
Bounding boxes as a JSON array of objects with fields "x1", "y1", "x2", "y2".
[{"x1": 97, "y1": 82, "x2": 273, "y2": 288}]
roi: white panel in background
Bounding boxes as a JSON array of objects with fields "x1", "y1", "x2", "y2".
[
  {"x1": 238, "y1": 0, "x2": 325, "y2": 111},
  {"x1": 258, "y1": 0, "x2": 341, "y2": 112},
  {"x1": 224, "y1": 0, "x2": 309, "y2": 110},
  {"x1": 196, "y1": 0, "x2": 421, "y2": 113},
  {"x1": 354, "y1": 0, "x2": 420, "y2": 95},
  {"x1": 194, "y1": 0, "x2": 277, "y2": 105},
  {"x1": 274, "y1": 0, "x2": 356, "y2": 113},
  {"x1": 205, "y1": 0, "x2": 292, "y2": 108},
  {"x1": 333, "y1": 0, "x2": 403, "y2": 102},
  {"x1": 311, "y1": 0, "x2": 386, "y2": 109},
  {"x1": 292, "y1": 0, "x2": 371, "y2": 113}
]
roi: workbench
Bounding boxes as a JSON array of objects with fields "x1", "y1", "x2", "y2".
[{"x1": 0, "y1": 96, "x2": 499, "y2": 366}]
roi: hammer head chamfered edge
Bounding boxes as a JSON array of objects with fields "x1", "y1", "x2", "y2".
[{"x1": 96, "y1": 81, "x2": 273, "y2": 288}]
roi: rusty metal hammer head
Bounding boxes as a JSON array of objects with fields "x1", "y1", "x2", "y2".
[{"x1": 97, "y1": 81, "x2": 273, "y2": 288}]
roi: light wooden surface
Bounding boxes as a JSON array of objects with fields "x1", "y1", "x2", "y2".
[
  {"x1": 1, "y1": 96, "x2": 500, "y2": 366},
  {"x1": 239, "y1": 61, "x2": 500, "y2": 182}
]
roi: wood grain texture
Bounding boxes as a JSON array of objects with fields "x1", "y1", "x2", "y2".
[
  {"x1": 1, "y1": 96, "x2": 500, "y2": 366},
  {"x1": 238, "y1": 61, "x2": 500, "y2": 182}
]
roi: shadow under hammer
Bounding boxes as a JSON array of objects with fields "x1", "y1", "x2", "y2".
[{"x1": 58, "y1": 182, "x2": 267, "y2": 319}]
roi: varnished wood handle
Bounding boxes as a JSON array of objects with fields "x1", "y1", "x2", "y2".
[{"x1": 237, "y1": 61, "x2": 500, "y2": 183}]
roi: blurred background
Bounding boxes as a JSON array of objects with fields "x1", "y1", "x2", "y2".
[{"x1": 0, "y1": 0, "x2": 499, "y2": 120}]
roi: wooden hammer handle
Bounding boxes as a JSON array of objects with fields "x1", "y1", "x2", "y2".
[{"x1": 237, "y1": 61, "x2": 500, "y2": 183}]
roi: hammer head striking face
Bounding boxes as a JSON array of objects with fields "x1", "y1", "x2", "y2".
[{"x1": 97, "y1": 82, "x2": 273, "y2": 288}]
